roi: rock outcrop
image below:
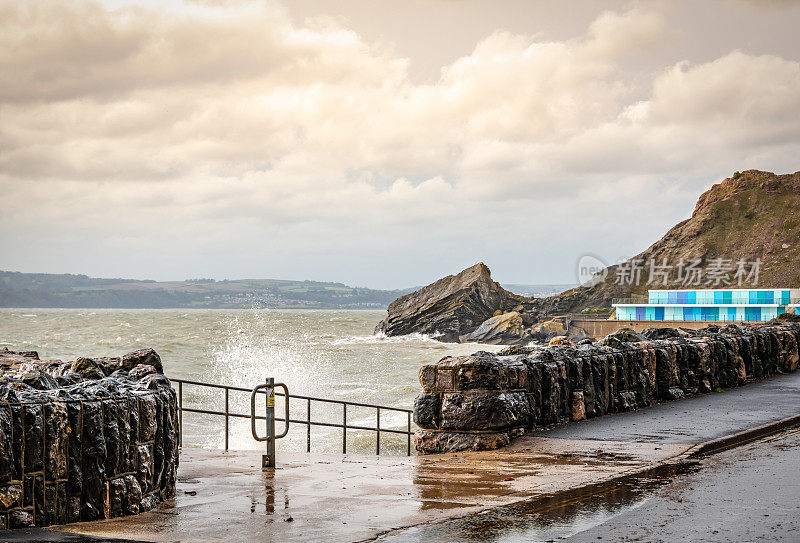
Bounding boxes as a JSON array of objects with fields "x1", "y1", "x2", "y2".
[
  {"x1": 533, "y1": 170, "x2": 800, "y2": 314},
  {"x1": 0, "y1": 348, "x2": 177, "y2": 528},
  {"x1": 413, "y1": 322, "x2": 800, "y2": 454},
  {"x1": 459, "y1": 311, "x2": 525, "y2": 344},
  {"x1": 376, "y1": 263, "x2": 525, "y2": 342}
]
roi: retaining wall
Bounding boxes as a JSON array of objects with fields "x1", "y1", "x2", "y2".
[
  {"x1": 0, "y1": 348, "x2": 178, "y2": 528},
  {"x1": 413, "y1": 323, "x2": 800, "y2": 453}
]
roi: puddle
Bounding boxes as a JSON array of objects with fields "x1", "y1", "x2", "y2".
[{"x1": 378, "y1": 460, "x2": 700, "y2": 542}]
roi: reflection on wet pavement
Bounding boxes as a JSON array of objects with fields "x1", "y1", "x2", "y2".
[{"x1": 378, "y1": 461, "x2": 700, "y2": 542}]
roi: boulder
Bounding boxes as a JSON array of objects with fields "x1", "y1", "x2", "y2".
[
  {"x1": 529, "y1": 319, "x2": 568, "y2": 343},
  {"x1": 375, "y1": 263, "x2": 524, "y2": 342},
  {"x1": 600, "y1": 328, "x2": 646, "y2": 348},
  {"x1": 459, "y1": 311, "x2": 525, "y2": 344}
]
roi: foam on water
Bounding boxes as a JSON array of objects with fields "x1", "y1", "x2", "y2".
[{"x1": 0, "y1": 308, "x2": 502, "y2": 454}]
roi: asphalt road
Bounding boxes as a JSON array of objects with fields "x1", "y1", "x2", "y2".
[
  {"x1": 539, "y1": 370, "x2": 800, "y2": 444},
  {"x1": 379, "y1": 426, "x2": 800, "y2": 543},
  {"x1": 565, "y1": 426, "x2": 800, "y2": 542}
]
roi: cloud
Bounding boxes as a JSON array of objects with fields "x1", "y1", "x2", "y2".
[{"x1": 0, "y1": 1, "x2": 799, "y2": 286}]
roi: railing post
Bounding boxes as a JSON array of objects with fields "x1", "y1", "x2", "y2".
[
  {"x1": 342, "y1": 403, "x2": 347, "y2": 454},
  {"x1": 407, "y1": 411, "x2": 411, "y2": 456},
  {"x1": 178, "y1": 380, "x2": 183, "y2": 448},
  {"x1": 306, "y1": 398, "x2": 311, "y2": 453},
  {"x1": 224, "y1": 387, "x2": 230, "y2": 451},
  {"x1": 376, "y1": 407, "x2": 380, "y2": 456},
  {"x1": 264, "y1": 377, "x2": 276, "y2": 469}
]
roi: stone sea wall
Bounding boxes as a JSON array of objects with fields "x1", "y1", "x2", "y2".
[
  {"x1": 413, "y1": 323, "x2": 800, "y2": 454},
  {"x1": 0, "y1": 348, "x2": 178, "y2": 528}
]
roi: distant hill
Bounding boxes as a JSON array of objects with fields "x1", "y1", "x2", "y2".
[
  {"x1": 502, "y1": 284, "x2": 575, "y2": 298},
  {"x1": 0, "y1": 271, "x2": 412, "y2": 309},
  {"x1": 540, "y1": 169, "x2": 800, "y2": 315}
]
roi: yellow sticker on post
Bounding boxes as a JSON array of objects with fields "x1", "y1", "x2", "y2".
[{"x1": 268, "y1": 391, "x2": 275, "y2": 407}]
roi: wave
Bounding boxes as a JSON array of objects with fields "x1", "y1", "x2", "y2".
[{"x1": 331, "y1": 331, "x2": 444, "y2": 346}]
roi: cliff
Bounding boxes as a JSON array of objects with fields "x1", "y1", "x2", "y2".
[{"x1": 538, "y1": 169, "x2": 800, "y2": 314}]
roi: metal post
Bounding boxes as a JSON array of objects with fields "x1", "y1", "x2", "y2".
[
  {"x1": 376, "y1": 407, "x2": 380, "y2": 455},
  {"x1": 342, "y1": 403, "x2": 347, "y2": 454},
  {"x1": 306, "y1": 398, "x2": 311, "y2": 453},
  {"x1": 178, "y1": 380, "x2": 183, "y2": 448},
  {"x1": 224, "y1": 387, "x2": 230, "y2": 451},
  {"x1": 407, "y1": 411, "x2": 411, "y2": 456},
  {"x1": 263, "y1": 377, "x2": 276, "y2": 469}
]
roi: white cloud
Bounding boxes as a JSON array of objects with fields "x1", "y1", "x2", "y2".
[{"x1": 0, "y1": 1, "x2": 798, "y2": 286}]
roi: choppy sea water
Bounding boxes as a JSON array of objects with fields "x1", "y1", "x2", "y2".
[{"x1": 0, "y1": 308, "x2": 502, "y2": 454}]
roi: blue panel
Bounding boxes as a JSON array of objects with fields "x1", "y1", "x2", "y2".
[
  {"x1": 648, "y1": 292, "x2": 657, "y2": 304},
  {"x1": 783, "y1": 291, "x2": 791, "y2": 305},
  {"x1": 636, "y1": 307, "x2": 646, "y2": 320},
  {"x1": 668, "y1": 292, "x2": 678, "y2": 304},
  {"x1": 655, "y1": 307, "x2": 665, "y2": 320},
  {"x1": 677, "y1": 291, "x2": 688, "y2": 304},
  {"x1": 646, "y1": 307, "x2": 655, "y2": 320},
  {"x1": 688, "y1": 291, "x2": 696, "y2": 304},
  {"x1": 765, "y1": 291, "x2": 774, "y2": 304},
  {"x1": 727, "y1": 308, "x2": 736, "y2": 321},
  {"x1": 778, "y1": 306, "x2": 786, "y2": 316},
  {"x1": 714, "y1": 291, "x2": 723, "y2": 304},
  {"x1": 757, "y1": 291, "x2": 767, "y2": 304},
  {"x1": 723, "y1": 291, "x2": 732, "y2": 304},
  {"x1": 749, "y1": 291, "x2": 758, "y2": 304}
]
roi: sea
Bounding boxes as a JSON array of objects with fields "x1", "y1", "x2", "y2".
[{"x1": 0, "y1": 308, "x2": 506, "y2": 455}]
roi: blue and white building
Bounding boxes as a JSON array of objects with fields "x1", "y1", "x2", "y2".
[{"x1": 613, "y1": 289, "x2": 800, "y2": 322}]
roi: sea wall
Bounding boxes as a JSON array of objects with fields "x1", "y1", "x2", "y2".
[
  {"x1": 0, "y1": 348, "x2": 178, "y2": 528},
  {"x1": 413, "y1": 323, "x2": 800, "y2": 454}
]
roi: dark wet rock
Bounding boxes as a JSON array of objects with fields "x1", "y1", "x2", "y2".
[
  {"x1": 20, "y1": 371, "x2": 59, "y2": 391},
  {"x1": 600, "y1": 328, "x2": 647, "y2": 348},
  {"x1": 440, "y1": 391, "x2": 530, "y2": 431},
  {"x1": 641, "y1": 328, "x2": 685, "y2": 340},
  {"x1": 414, "y1": 322, "x2": 800, "y2": 453},
  {"x1": 413, "y1": 394, "x2": 440, "y2": 429},
  {"x1": 70, "y1": 358, "x2": 106, "y2": 380},
  {"x1": 55, "y1": 372, "x2": 83, "y2": 387},
  {"x1": 128, "y1": 364, "x2": 159, "y2": 381},
  {"x1": 414, "y1": 428, "x2": 521, "y2": 455},
  {"x1": 122, "y1": 349, "x2": 163, "y2": 374},
  {"x1": 496, "y1": 345, "x2": 539, "y2": 356},
  {"x1": 0, "y1": 347, "x2": 177, "y2": 528},
  {"x1": 9, "y1": 509, "x2": 34, "y2": 528},
  {"x1": 376, "y1": 263, "x2": 525, "y2": 342}
]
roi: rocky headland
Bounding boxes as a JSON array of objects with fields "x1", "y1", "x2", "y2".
[{"x1": 376, "y1": 170, "x2": 800, "y2": 345}]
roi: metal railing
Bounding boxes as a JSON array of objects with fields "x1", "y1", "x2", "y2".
[
  {"x1": 569, "y1": 312, "x2": 614, "y2": 320},
  {"x1": 171, "y1": 377, "x2": 415, "y2": 456},
  {"x1": 612, "y1": 297, "x2": 800, "y2": 305}
]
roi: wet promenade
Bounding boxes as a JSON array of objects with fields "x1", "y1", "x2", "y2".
[{"x1": 9, "y1": 371, "x2": 800, "y2": 543}]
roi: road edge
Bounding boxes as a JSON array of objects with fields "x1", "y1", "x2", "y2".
[{"x1": 684, "y1": 412, "x2": 800, "y2": 458}]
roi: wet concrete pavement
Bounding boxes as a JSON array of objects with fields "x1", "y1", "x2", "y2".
[
  {"x1": 17, "y1": 370, "x2": 800, "y2": 542},
  {"x1": 47, "y1": 440, "x2": 688, "y2": 542}
]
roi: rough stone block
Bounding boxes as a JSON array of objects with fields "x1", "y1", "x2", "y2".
[{"x1": 439, "y1": 391, "x2": 529, "y2": 431}]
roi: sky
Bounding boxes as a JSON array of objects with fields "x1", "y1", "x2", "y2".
[{"x1": 1, "y1": 0, "x2": 799, "y2": 289}]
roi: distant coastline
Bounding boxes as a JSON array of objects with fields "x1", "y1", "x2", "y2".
[{"x1": 0, "y1": 270, "x2": 569, "y2": 310}]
